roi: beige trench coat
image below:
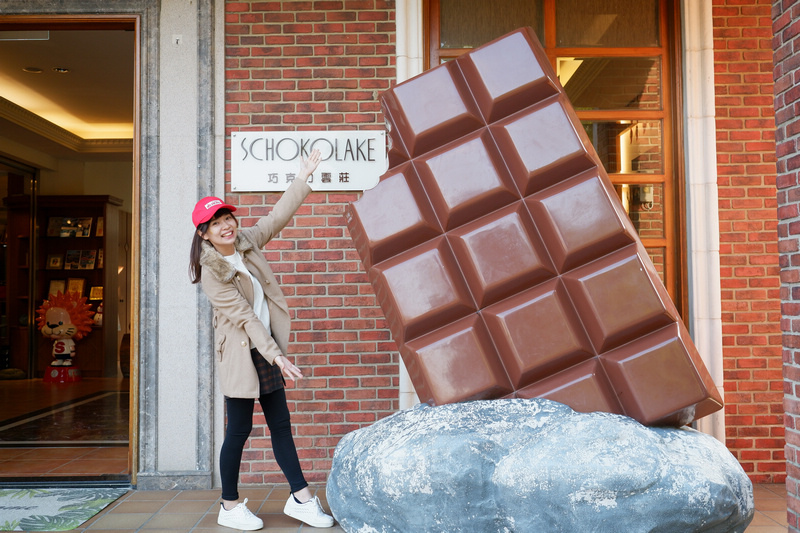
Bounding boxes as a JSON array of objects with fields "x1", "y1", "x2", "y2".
[{"x1": 199, "y1": 179, "x2": 312, "y2": 398}]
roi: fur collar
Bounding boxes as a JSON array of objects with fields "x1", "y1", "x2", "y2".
[{"x1": 199, "y1": 232, "x2": 257, "y2": 283}]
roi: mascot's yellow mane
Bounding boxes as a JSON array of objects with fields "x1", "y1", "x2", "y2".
[{"x1": 35, "y1": 291, "x2": 95, "y2": 341}]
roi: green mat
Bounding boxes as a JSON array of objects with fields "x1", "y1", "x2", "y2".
[{"x1": 0, "y1": 488, "x2": 128, "y2": 531}]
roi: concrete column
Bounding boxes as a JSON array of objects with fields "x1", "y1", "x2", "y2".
[
  {"x1": 681, "y1": 0, "x2": 725, "y2": 442},
  {"x1": 138, "y1": 0, "x2": 218, "y2": 489}
]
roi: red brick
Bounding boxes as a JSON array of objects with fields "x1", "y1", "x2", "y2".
[
  {"x1": 716, "y1": 0, "x2": 784, "y2": 485},
  {"x1": 225, "y1": 0, "x2": 397, "y2": 484}
]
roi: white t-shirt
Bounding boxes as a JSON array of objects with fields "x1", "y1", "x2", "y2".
[{"x1": 224, "y1": 251, "x2": 271, "y2": 345}]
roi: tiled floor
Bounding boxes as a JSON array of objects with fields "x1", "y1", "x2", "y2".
[
  {"x1": 0, "y1": 446, "x2": 128, "y2": 476},
  {"x1": 0, "y1": 377, "x2": 126, "y2": 421},
  {"x1": 77, "y1": 484, "x2": 343, "y2": 532},
  {"x1": 749, "y1": 484, "x2": 789, "y2": 532},
  {"x1": 67, "y1": 482, "x2": 786, "y2": 532},
  {"x1": 0, "y1": 377, "x2": 130, "y2": 478}
]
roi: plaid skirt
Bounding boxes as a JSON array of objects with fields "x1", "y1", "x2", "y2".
[{"x1": 251, "y1": 348, "x2": 285, "y2": 395}]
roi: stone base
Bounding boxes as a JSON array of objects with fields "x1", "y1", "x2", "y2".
[
  {"x1": 328, "y1": 399, "x2": 754, "y2": 533},
  {"x1": 135, "y1": 471, "x2": 213, "y2": 491},
  {"x1": 43, "y1": 365, "x2": 82, "y2": 383}
]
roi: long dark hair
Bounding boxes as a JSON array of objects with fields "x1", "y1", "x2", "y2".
[{"x1": 189, "y1": 208, "x2": 235, "y2": 284}]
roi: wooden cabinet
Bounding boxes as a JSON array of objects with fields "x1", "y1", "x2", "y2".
[{"x1": 4, "y1": 195, "x2": 124, "y2": 378}]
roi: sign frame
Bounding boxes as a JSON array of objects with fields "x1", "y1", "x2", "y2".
[{"x1": 231, "y1": 130, "x2": 387, "y2": 192}]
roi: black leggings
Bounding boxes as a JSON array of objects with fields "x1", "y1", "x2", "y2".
[{"x1": 220, "y1": 388, "x2": 308, "y2": 501}]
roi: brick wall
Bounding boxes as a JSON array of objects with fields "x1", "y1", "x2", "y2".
[
  {"x1": 221, "y1": 0, "x2": 788, "y2": 489},
  {"x1": 714, "y1": 0, "x2": 784, "y2": 484},
  {"x1": 773, "y1": 0, "x2": 800, "y2": 526},
  {"x1": 225, "y1": 0, "x2": 397, "y2": 484}
]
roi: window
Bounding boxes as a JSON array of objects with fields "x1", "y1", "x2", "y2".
[{"x1": 426, "y1": 0, "x2": 684, "y2": 312}]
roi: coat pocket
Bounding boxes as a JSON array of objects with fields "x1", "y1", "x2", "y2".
[{"x1": 215, "y1": 334, "x2": 225, "y2": 362}]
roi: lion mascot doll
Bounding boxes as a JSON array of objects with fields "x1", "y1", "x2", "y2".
[{"x1": 36, "y1": 291, "x2": 95, "y2": 367}]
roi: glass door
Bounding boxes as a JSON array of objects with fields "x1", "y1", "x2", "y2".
[{"x1": 0, "y1": 156, "x2": 37, "y2": 378}]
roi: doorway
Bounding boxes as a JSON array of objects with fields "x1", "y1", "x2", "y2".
[{"x1": 0, "y1": 22, "x2": 136, "y2": 482}]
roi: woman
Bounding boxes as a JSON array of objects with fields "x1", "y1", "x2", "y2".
[{"x1": 189, "y1": 149, "x2": 333, "y2": 530}]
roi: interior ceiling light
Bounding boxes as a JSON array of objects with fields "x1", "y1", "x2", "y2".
[
  {"x1": 52, "y1": 67, "x2": 70, "y2": 74},
  {"x1": 22, "y1": 67, "x2": 43, "y2": 74}
]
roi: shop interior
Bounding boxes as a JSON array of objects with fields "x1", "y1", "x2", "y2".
[{"x1": 0, "y1": 25, "x2": 134, "y2": 482}]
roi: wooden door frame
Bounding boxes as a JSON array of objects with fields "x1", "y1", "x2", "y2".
[{"x1": 0, "y1": 13, "x2": 140, "y2": 483}]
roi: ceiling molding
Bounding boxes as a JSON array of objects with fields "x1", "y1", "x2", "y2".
[{"x1": 0, "y1": 96, "x2": 132, "y2": 154}]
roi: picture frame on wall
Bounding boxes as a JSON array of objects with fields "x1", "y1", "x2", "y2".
[
  {"x1": 67, "y1": 278, "x2": 85, "y2": 296},
  {"x1": 78, "y1": 250, "x2": 97, "y2": 270},
  {"x1": 59, "y1": 217, "x2": 93, "y2": 238},
  {"x1": 89, "y1": 286, "x2": 103, "y2": 300},
  {"x1": 48, "y1": 279, "x2": 66, "y2": 296},
  {"x1": 46, "y1": 217, "x2": 63, "y2": 237},
  {"x1": 64, "y1": 250, "x2": 97, "y2": 270},
  {"x1": 64, "y1": 250, "x2": 81, "y2": 270},
  {"x1": 46, "y1": 254, "x2": 63, "y2": 270}
]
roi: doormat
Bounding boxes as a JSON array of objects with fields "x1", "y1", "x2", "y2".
[
  {"x1": 0, "y1": 392, "x2": 129, "y2": 446},
  {"x1": 0, "y1": 487, "x2": 128, "y2": 531}
]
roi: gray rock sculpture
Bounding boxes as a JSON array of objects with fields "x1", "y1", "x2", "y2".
[{"x1": 327, "y1": 398, "x2": 753, "y2": 533}]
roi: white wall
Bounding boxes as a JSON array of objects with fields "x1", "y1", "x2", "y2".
[
  {"x1": 36, "y1": 160, "x2": 133, "y2": 212},
  {"x1": 84, "y1": 161, "x2": 134, "y2": 212}
]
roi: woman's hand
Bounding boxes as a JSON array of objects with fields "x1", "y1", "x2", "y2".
[
  {"x1": 274, "y1": 355, "x2": 303, "y2": 382},
  {"x1": 297, "y1": 148, "x2": 322, "y2": 183}
]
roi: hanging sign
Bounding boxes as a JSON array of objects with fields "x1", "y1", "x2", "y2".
[{"x1": 231, "y1": 131, "x2": 387, "y2": 192}]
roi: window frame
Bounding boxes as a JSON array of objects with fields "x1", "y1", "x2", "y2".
[{"x1": 424, "y1": 0, "x2": 686, "y2": 316}]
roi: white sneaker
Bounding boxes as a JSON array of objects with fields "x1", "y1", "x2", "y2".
[
  {"x1": 283, "y1": 494, "x2": 334, "y2": 528},
  {"x1": 217, "y1": 498, "x2": 263, "y2": 531}
]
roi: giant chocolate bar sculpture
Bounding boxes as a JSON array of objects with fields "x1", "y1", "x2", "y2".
[{"x1": 344, "y1": 27, "x2": 722, "y2": 426}]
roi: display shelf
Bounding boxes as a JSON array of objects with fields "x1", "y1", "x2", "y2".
[{"x1": 4, "y1": 195, "x2": 123, "y2": 378}]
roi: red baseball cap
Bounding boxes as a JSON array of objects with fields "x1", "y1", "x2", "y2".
[{"x1": 192, "y1": 196, "x2": 236, "y2": 227}]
